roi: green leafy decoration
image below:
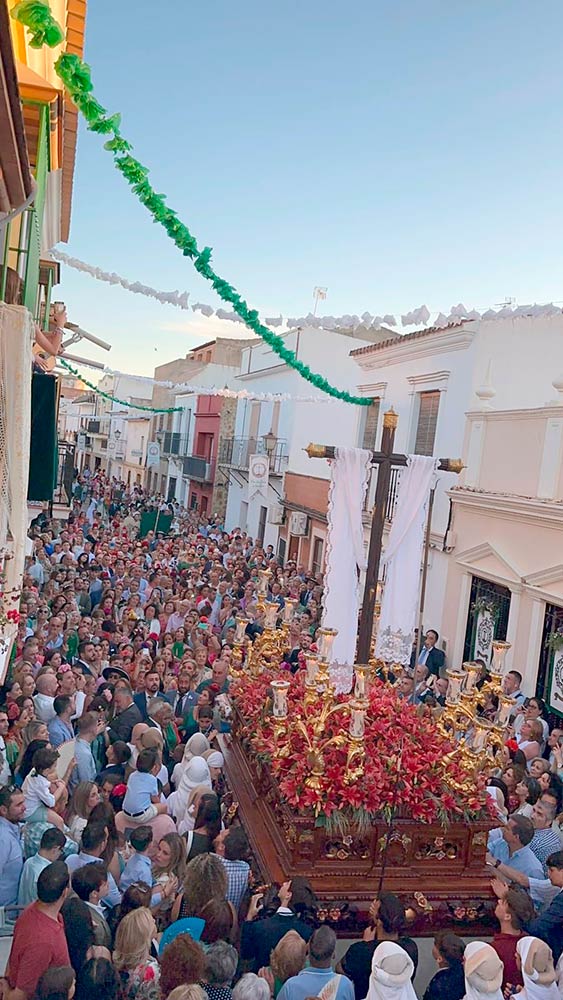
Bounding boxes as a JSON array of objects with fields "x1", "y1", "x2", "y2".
[
  {"x1": 11, "y1": 0, "x2": 64, "y2": 48},
  {"x1": 12, "y1": 0, "x2": 371, "y2": 407}
]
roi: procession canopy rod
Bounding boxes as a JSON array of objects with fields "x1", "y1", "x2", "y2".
[{"x1": 304, "y1": 443, "x2": 464, "y2": 475}]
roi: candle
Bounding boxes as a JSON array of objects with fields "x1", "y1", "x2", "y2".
[
  {"x1": 462, "y1": 661, "x2": 481, "y2": 695},
  {"x1": 264, "y1": 601, "x2": 279, "y2": 629},
  {"x1": 349, "y1": 699, "x2": 367, "y2": 740},
  {"x1": 491, "y1": 640, "x2": 511, "y2": 676},
  {"x1": 234, "y1": 617, "x2": 248, "y2": 643},
  {"x1": 317, "y1": 628, "x2": 338, "y2": 662},
  {"x1": 446, "y1": 669, "x2": 466, "y2": 705},
  {"x1": 257, "y1": 569, "x2": 271, "y2": 598},
  {"x1": 283, "y1": 598, "x2": 297, "y2": 624},
  {"x1": 271, "y1": 679, "x2": 291, "y2": 719},
  {"x1": 305, "y1": 655, "x2": 319, "y2": 686},
  {"x1": 354, "y1": 664, "x2": 369, "y2": 701}
]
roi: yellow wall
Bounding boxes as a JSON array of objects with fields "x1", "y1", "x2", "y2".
[{"x1": 9, "y1": 0, "x2": 68, "y2": 84}]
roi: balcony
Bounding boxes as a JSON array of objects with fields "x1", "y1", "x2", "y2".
[
  {"x1": 218, "y1": 436, "x2": 288, "y2": 475},
  {"x1": 161, "y1": 431, "x2": 190, "y2": 457},
  {"x1": 182, "y1": 455, "x2": 214, "y2": 482}
]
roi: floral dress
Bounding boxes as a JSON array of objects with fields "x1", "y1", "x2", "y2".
[{"x1": 119, "y1": 959, "x2": 160, "y2": 1000}]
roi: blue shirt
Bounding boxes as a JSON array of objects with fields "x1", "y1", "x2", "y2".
[
  {"x1": 489, "y1": 840, "x2": 545, "y2": 879},
  {"x1": 119, "y1": 852, "x2": 161, "y2": 905},
  {"x1": 74, "y1": 738, "x2": 96, "y2": 783},
  {"x1": 278, "y1": 968, "x2": 354, "y2": 1000},
  {"x1": 530, "y1": 828, "x2": 563, "y2": 875},
  {"x1": 0, "y1": 817, "x2": 23, "y2": 907},
  {"x1": 48, "y1": 717, "x2": 74, "y2": 749},
  {"x1": 66, "y1": 851, "x2": 121, "y2": 908},
  {"x1": 17, "y1": 853, "x2": 50, "y2": 906},
  {"x1": 123, "y1": 771, "x2": 158, "y2": 815}
]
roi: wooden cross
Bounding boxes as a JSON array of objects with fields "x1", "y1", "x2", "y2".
[{"x1": 305, "y1": 407, "x2": 464, "y2": 663}]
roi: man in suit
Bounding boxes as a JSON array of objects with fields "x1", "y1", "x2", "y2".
[
  {"x1": 73, "y1": 639, "x2": 97, "y2": 678},
  {"x1": 108, "y1": 684, "x2": 143, "y2": 743},
  {"x1": 240, "y1": 878, "x2": 314, "y2": 973},
  {"x1": 133, "y1": 668, "x2": 167, "y2": 723},
  {"x1": 410, "y1": 629, "x2": 445, "y2": 677},
  {"x1": 166, "y1": 670, "x2": 198, "y2": 726}
]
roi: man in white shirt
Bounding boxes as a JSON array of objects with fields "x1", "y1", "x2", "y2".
[
  {"x1": 33, "y1": 673, "x2": 58, "y2": 723},
  {"x1": 0, "y1": 710, "x2": 12, "y2": 787}
]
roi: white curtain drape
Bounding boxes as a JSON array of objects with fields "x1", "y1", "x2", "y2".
[
  {"x1": 375, "y1": 454, "x2": 437, "y2": 665},
  {"x1": 321, "y1": 446, "x2": 371, "y2": 690},
  {"x1": 0, "y1": 304, "x2": 33, "y2": 681}
]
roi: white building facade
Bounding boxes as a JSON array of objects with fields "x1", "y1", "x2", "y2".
[{"x1": 351, "y1": 313, "x2": 563, "y2": 674}]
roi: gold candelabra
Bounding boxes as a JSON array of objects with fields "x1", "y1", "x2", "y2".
[{"x1": 437, "y1": 640, "x2": 513, "y2": 768}]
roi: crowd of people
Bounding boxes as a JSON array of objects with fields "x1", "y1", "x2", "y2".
[{"x1": 0, "y1": 470, "x2": 562, "y2": 999}]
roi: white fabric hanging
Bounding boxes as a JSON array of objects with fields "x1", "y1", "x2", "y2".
[
  {"x1": 321, "y1": 446, "x2": 371, "y2": 690},
  {"x1": 375, "y1": 454, "x2": 437, "y2": 665}
]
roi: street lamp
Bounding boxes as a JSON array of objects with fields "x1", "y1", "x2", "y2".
[{"x1": 262, "y1": 429, "x2": 277, "y2": 471}]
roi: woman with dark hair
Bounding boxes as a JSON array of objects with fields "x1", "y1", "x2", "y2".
[
  {"x1": 89, "y1": 801, "x2": 121, "y2": 881},
  {"x1": 75, "y1": 958, "x2": 120, "y2": 1000},
  {"x1": 338, "y1": 892, "x2": 418, "y2": 1000},
  {"x1": 15, "y1": 738, "x2": 49, "y2": 786},
  {"x1": 423, "y1": 932, "x2": 465, "y2": 1000},
  {"x1": 200, "y1": 898, "x2": 238, "y2": 946},
  {"x1": 34, "y1": 966, "x2": 75, "y2": 1000},
  {"x1": 106, "y1": 882, "x2": 153, "y2": 943},
  {"x1": 186, "y1": 793, "x2": 221, "y2": 861},
  {"x1": 513, "y1": 775, "x2": 542, "y2": 818}
]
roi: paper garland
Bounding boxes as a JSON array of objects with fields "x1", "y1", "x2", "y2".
[
  {"x1": 50, "y1": 250, "x2": 191, "y2": 310},
  {"x1": 51, "y1": 252, "x2": 563, "y2": 335},
  {"x1": 11, "y1": 1, "x2": 371, "y2": 408},
  {"x1": 59, "y1": 358, "x2": 183, "y2": 412},
  {"x1": 64, "y1": 358, "x2": 330, "y2": 404}
]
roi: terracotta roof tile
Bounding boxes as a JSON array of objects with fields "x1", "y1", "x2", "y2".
[{"x1": 350, "y1": 320, "x2": 469, "y2": 357}]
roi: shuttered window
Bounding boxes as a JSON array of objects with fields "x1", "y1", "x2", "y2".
[
  {"x1": 361, "y1": 400, "x2": 380, "y2": 450},
  {"x1": 414, "y1": 391, "x2": 440, "y2": 456}
]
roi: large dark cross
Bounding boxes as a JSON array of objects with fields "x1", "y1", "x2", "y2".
[{"x1": 305, "y1": 407, "x2": 463, "y2": 663}]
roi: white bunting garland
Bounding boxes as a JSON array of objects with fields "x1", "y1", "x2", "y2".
[{"x1": 52, "y1": 249, "x2": 563, "y2": 333}]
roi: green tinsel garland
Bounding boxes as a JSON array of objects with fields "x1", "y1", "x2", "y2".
[
  {"x1": 12, "y1": 0, "x2": 371, "y2": 408},
  {"x1": 59, "y1": 358, "x2": 182, "y2": 412}
]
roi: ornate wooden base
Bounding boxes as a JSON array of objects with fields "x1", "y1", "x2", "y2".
[{"x1": 219, "y1": 734, "x2": 497, "y2": 937}]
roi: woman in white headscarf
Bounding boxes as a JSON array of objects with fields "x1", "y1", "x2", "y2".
[
  {"x1": 463, "y1": 942, "x2": 503, "y2": 1000},
  {"x1": 513, "y1": 936, "x2": 559, "y2": 999},
  {"x1": 364, "y1": 941, "x2": 417, "y2": 1000},
  {"x1": 171, "y1": 733, "x2": 210, "y2": 788},
  {"x1": 166, "y1": 755, "x2": 211, "y2": 833}
]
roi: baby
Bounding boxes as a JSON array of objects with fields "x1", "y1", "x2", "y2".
[
  {"x1": 22, "y1": 747, "x2": 73, "y2": 830},
  {"x1": 122, "y1": 746, "x2": 168, "y2": 824}
]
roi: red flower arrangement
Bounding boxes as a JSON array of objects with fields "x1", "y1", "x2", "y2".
[{"x1": 231, "y1": 670, "x2": 489, "y2": 830}]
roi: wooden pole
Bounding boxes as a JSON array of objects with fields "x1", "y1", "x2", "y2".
[
  {"x1": 414, "y1": 485, "x2": 436, "y2": 667},
  {"x1": 357, "y1": 410, "x2": 398, "y2": 662}
]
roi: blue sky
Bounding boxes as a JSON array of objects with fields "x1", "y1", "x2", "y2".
[{"x1": 59, "y1": 0, "x2": 563, "y2": 374}]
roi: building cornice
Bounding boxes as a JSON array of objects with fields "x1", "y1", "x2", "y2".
[
  {"x1": 448, "y1": 487, "x2": 563, "y2": 530},
  {"x1": 465, "y1": 406, "x2": 563, "y2": 422},
  {"x1": 352, "y1": 328, "x2": 475, "y2": 371}
]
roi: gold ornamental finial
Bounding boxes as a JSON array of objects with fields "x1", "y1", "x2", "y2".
[
  {"x1": 444, "y1": 458, "x2": 465, "y2": 475},
  {"x1": 304, "y1": 443, "x2": 327, "y2": 459},
  {"x1": 383, "y1": 408, "x2": 399, "y2": 430}
]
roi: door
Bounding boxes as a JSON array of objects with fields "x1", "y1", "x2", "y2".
[
  {"x1": 257, "y1": 505, "x2": 267, "y2": 544},
  {"x1": 463, "y1": 576, "x2": 511, "y2": 663}
]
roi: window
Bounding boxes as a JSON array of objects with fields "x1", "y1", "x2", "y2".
[
  {"x1": 311, "y1": 537, "x2": 324, "y2": 576},
  {"x1": 278, "y1": 536, "x2": 286, "y2": 563},
  {"x1": 414, "y1": 391, "x2": 440, "y2": 456},
  {"x1": 361, "y1": 400, "x2": 380, "y2": 450},
  {"x1": 257, "y1": 506, "x2": 267, "y2": 544}
]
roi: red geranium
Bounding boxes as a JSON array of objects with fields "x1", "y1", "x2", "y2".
[{"x1": 231, "y1": 670, "x2": 488, "y2": 825}]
